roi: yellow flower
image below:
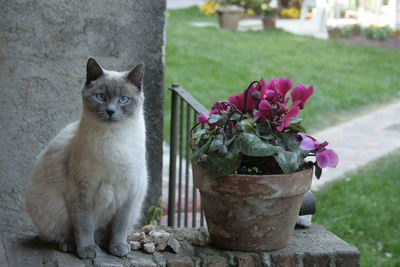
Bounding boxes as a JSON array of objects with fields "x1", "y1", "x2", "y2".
[
  {"x1": 200, "y1": 1, "x2": 218, "y2": 15},
  {"x1": 247, "y1": 8, "x2": 255, "y2": 16},
  {"x1": 281, "y1": 7, "x2": 300, "y2": 18},
  {"x1": 288, "y1": 7, "x2": 300, "y2": 18},
  {"x1": 261, "y1": 3, "x2": 268, "y2": 10}
]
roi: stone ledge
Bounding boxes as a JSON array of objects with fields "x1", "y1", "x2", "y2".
[{"x1": 0, "y1": 225, "x2": 359, "y2": 267}]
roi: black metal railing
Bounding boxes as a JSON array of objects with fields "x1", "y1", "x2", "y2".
[{"x1": 167, "y1": 83, "x2": 208, "y2": 228}]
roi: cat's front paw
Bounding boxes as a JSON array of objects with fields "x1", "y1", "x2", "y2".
[
  {"x1": 77, "y1": 244, "x2": 101, "y2": 259},
  {"x1": 58, "y1": 240, "x2": 75, "y2": 252},
  {"x1": 109, "y1": 242, "x2": 131, "y2": 257}
]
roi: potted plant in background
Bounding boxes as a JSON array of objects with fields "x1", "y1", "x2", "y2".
[
  {"x1": 260, "y1": 2, "x2": 278, "y2": 29},
  {"x1": 350, "y1": 24, "x2": 362, "y2": 37},
  {"x1": 214, "y1": 0, "x2": 245, "y2": 30},
  {"x1": 243, "y1": 0, "x2": 279, "y2": 29},
  {"x1": 190, "y1": 78, "x2": 338, "y2": 251}
]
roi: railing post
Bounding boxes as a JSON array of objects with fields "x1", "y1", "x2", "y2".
[{"x1": 168, "y1": 83, "x2": 180, "y2": 227}]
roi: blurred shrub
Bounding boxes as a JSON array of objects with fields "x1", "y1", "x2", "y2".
[{"x1": 362, "y1": 25, "x2": 393, "y2": 41}]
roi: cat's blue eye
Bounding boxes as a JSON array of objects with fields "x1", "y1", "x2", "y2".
[
  {"x1": 96, "y1": 93, "x2": 106, "y2": 102},
  {"x1": 119, "y1": 96, "x2": 129, "y2": 104}
]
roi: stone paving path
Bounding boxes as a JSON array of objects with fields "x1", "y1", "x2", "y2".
[
  {"x1": 311, "y1": 101, "x2": 400, "y2": 189},
  {"x1": 163, "y1": 101, "x2": 400, "y2": 192}
]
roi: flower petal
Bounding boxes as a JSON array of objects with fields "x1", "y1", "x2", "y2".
[
  {"x1": 278, "y1": 77, "x2": 292, "y2": 98},
  {"x1": 197, "y1": 112, "x2": 209, "y2": 124},
  {"x1": 259, "y1": 78, "x2": 267, "y2": 99},
  {"x1": 291, "y1": 84, "x2": 314, "y2": 109},
  {"x1": 316, "y1": 148, "x2": 339, "y2": 168},
  {"x1": 255, "y1": 100, "x2": 273, "y2": 118},
  {"x1": 277, "y1": 104, "x2": 299, "y2": 131},
  {"x1": 228, "y1": 92, "x2": 245, "y2": 112},
  {"x1": 300, "y1": 135, "x2": 317, "y2": 150}
]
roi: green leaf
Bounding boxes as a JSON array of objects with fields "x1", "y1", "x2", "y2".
[
  {"x1": 273, "y1": 147, "x2": 308, "y2": 173},
  {"x1": 208, "y1": 114, "x2": 224, "y2": 124},
  {"x1": 288, "y1": 121, "x2": 306, "y2": 133},
  {"x1": 239, "y1": 132, "x2": 278, "y2": 157},
  {"x1": 225, "y1": 136, "x2": 236, "y2": 146},
  {"x1": 229, "y1": 113, "x2": 241, "y2": 121},
  {"x1": 192, "y1": 139, "x2": 211, "y2": 162},
  {"x1": 206, "y1": 140, "x2": 242, "y2": 177},
  {"x1": 256, "y1": 122, "x2": 273, "y2": 140},
  {"x1": 192, "y1": 129, "x2": 206, "y2": 139},
  {"x1": 209, "y1": 134, "x2": 224, "y2": 151},
  {"x1": 286, "y1": 134, "x2": 301, "y2": 151},
  {"x1": 242, "y1": 118, "x2": 257, "y2": 132}
]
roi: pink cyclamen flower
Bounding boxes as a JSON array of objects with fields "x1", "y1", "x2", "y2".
[
  {"x1": 299, "y1": 133, "x2": 328, "y2": 150},
  {"x1": 265, "y1": 90, "x2": 277, "y2": 102},
  {"x1": 299, "y1": 134, "x2": 318, "y2": 150},
  {"x1": 267, "y1": 77, "x2": 293, "y2": 98},
  {"x1": 290, "y1": 84, "x2": 314, "y2": 109},
  {"x1": 298, "y1": 133, "x2": 339, "y2": 168},
  {"x1": 228, "y1": 79, "x2": 266, "y2": 113},
  {"x1": 197, "y1": 112, "x2": 209, "y2": 124},
  {"x1": 211, "y1": 101, "x2": 230, "y2": 114},
  {"x1": 276, "y1": 104, "x2": 299, "y2": 131},
  {"x1": 316, "y1": 148, "x2": 339, "y2": 168},
  {"x1": 255, "y1": 100, "x2": 273, "y2": 118},
  {"x1": 228, "y1": 92, "x2": 246, "y2": 112}
]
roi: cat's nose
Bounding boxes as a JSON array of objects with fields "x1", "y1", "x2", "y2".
[{"x1": 106, "y1": 110, "x2": 115, "y2": 116}]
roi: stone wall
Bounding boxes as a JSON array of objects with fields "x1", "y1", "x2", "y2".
[
  {"x1": 0, "y1": 225, "x2": 360, "y2": 266},
  {"x1": 0, "y1": 0, "x2": 166, "y2": 233}
]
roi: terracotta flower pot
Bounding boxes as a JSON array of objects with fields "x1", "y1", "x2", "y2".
[
  {"x1": 193, "y1": 165, "x2": 313, "y2": 251},
  {"x1": 216, "y1": 6, "x2": 244, "y2": 31},
  {"x1": 262, "y1": 16, "x2": 276, "y2": 29},
  {"x1": 351, "y1": 29, "x2": 361, "y2": 37}
]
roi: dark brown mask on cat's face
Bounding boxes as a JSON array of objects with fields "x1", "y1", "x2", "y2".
[{"x1": 82, "y1": 58, "x2": 144, "y2": 123}]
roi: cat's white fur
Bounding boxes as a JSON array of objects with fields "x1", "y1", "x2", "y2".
[{"x1": 26, "y1": 67, "x2": 147, "y2": 252}]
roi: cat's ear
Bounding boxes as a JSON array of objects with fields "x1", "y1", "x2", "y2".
[
  {"x1": 86, "y1": 58, "x2": 103, "y2": 85},
  {"x1": 127, "y1": 63, "x2": 145, "y2": 90}
]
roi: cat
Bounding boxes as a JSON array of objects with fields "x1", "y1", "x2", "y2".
[{"x1": 26, "y1": 58, "x2": 148, "y2": 259}]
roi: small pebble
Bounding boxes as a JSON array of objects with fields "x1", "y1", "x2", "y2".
[
  {"x1": 150, "y1": 230, "x2": 172, "y2": 244},
  {"x1": 143, "y1": 243, "x2": 155, "y2": 254},
  {"x1": 140, "y1": 235, "x2": 155, "y2": 245},
  {"x1": 142, "y1": 225, "x2": 156, "y2": 234},
  {"x1": 166, "y1": 237, "x2": 181, "y2": 253},
  {"x1": 129, "y1": 241, "x2": 141, "y2": 250},
  {"x1": 155, "y1": 242, "x2": 167, "y2": 251},
  {"x1": 296, "y1": 215, "x2": 312, "y2": 228},
  {"x1": 131, "y1": 232, "x2": 145, "y2": 241},
  {"x1": 129, "y1": 226, "x2": 175, "y2": 253}
]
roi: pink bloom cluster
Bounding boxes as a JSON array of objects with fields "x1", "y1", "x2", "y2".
[
  {"x1": 198, "y1": 77, "x2": 314, "y2": 132},
  {"x1": 252, "y1": 78, "x2": 313, "y2": 131},
  {"x1": 195, "y1": 77, "x2": 338, "y2": 170}
]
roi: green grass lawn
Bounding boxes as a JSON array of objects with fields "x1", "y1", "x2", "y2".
[
  {"x1": 313, "y1": 150, "x2": 400, "y2": 267},
  {"x1": 164, "y1": 7, "x2": 400, "y2": 140}
]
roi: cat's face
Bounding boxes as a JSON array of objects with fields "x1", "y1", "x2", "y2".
[{"x1": 82, "y1": 58, "x2": 144, "y2": 123}]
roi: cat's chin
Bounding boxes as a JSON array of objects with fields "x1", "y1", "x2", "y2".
[{"x1": 102, "y1": 117, "x2": 122, "y2": 123}]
